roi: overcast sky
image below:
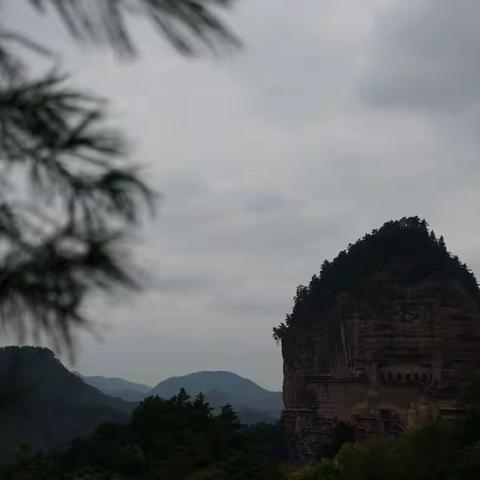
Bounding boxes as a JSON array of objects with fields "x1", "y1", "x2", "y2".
[{"x1": 3, "y1": 0, "x2": 480, "y2": 390}]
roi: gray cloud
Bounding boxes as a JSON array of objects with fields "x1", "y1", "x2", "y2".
[
  {"x1": 362, "y1": 0, "x2": 480, "y2": 114},
  {"x1": 3, "y1": 0, "x2": 480, "y2": 390}
]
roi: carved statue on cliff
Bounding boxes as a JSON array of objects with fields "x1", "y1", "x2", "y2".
[{"x1": 274, "y1": 217, "x2": 480, "y2": 458}]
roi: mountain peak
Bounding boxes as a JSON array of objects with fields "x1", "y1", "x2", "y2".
[
  {"x1": 150, "y1": 370, "x2": 283, "y2": 424},
  {"x1": 274, "y1": 216, "x2": 480, "y2": 342},
  {"x1": 0, "y1": 346, "x2": 132, "y2": 458}
]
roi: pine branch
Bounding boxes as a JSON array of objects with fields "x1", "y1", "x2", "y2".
[
  {"x1": 0, "y1": 0, "x2": 239, "y2": 350},
  {"x1": 28, "y1": 0, "x2": 239, "y2": 56},
  {"x1": 0, "y1": 72, "x2": 154, "y2": 348}
]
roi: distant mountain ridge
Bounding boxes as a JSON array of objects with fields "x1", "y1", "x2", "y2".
[
  {"x1": 77, "y1": 373, "x2": 152, "y2": 402},
  {"x1": 81, "y1": 369, "x2": 284, "y2": 424},
  {"x1": 0, "y1": 348, "x2": 282, "y2": 459},
  {"x1": 150, "y1": 371, "x2": 283, "y2": 424},
  {"x1": 75, "y1": 370, "x2": 283, "y2": 423},
  {"x1": 0, "y1": 346, "x2": 134, "y2": 458}
]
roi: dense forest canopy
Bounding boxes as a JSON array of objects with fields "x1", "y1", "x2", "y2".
[
  {"x1": 0, "y1": 389, "x2": 288, "y2": 479},
  {"x1": 274, "y1": 216, "x2": 480, "y2": 342},
  {"x1": 4, "y1": 377, "x2": 480, "y2": 478}
]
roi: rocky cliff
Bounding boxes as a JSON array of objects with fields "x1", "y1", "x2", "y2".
[{"x1": 275, "y1": 217, "x2": 480, "y2": 458}]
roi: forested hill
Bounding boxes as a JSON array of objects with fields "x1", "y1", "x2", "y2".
[
  {"x1": 274, "y1": 216, "x2": 480, "y2": 342},
  {"x1": 0, "y1": 346, "x2": 133, "y2": 458},
  {"x1": 151, "y1": 371, "x2": 283, "y2": 423}
]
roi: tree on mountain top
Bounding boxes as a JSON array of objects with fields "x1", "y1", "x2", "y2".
[{"x1": 274, "y1": 216, "x2": 480, "y2": 342}]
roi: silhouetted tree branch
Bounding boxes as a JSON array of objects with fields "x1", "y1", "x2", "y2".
[
  {"x1": 28, "y1": 0, "x2": 240, "y2": 55},
  {"x1": 0, "y1": 0, "x2": 238, "y2": 350}
]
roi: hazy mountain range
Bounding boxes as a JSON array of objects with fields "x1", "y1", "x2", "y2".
[
  {"x1": 74, "y1": 373, "x2": 152, "y2": 402},
  {"x1": 80, "y1": 370, "x2": 283, "y2": 425},
  {"x1": 150, "y1": 371, "x2": 283, "y2": 424},
  {"x1": 0, "y1": 347, "x2": 283, "y2": 458}
]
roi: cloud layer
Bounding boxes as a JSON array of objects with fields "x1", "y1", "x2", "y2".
[{"x1": 3, "y1": 0, "x2": 480, "y2": 390}]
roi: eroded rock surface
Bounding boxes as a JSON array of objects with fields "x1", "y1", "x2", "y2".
[{"x1": 277, "y1": 218, "x2": 480, "y2": 457}]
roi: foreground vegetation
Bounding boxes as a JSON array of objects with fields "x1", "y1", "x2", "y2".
[
  {"x1": 293, "y1": 378, "x2": 480, "y2": 480},
  {"x1": 3, "y1": 382, "x2": 480, "y2": 479},
  {"x1": 294, "y1": 417, "x2": 480, "y2": 480},
  {"x1": 0, "y1": 389, "x2": 288, "y2": 479}
]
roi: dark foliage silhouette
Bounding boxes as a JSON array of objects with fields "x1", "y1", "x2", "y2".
[
  {"x1": 0, "y1": 0, "x2": 238, "y2": 349},
  {"x1": 26, "y1": 0, "x2": 240, "y2": 56},
  {"x1": 0, "y1": 387, "x2": 288, "y2": 479},
  {"x1": 0, "y1": 346, "x2": 133, "y2": 459},
  {"x1": 2, "y1": 356, "x2": 480, "y2": 478}
]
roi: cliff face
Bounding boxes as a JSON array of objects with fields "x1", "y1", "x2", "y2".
[{"x1": 278, "y1": 218, "x2": 480, "y2": 458}]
